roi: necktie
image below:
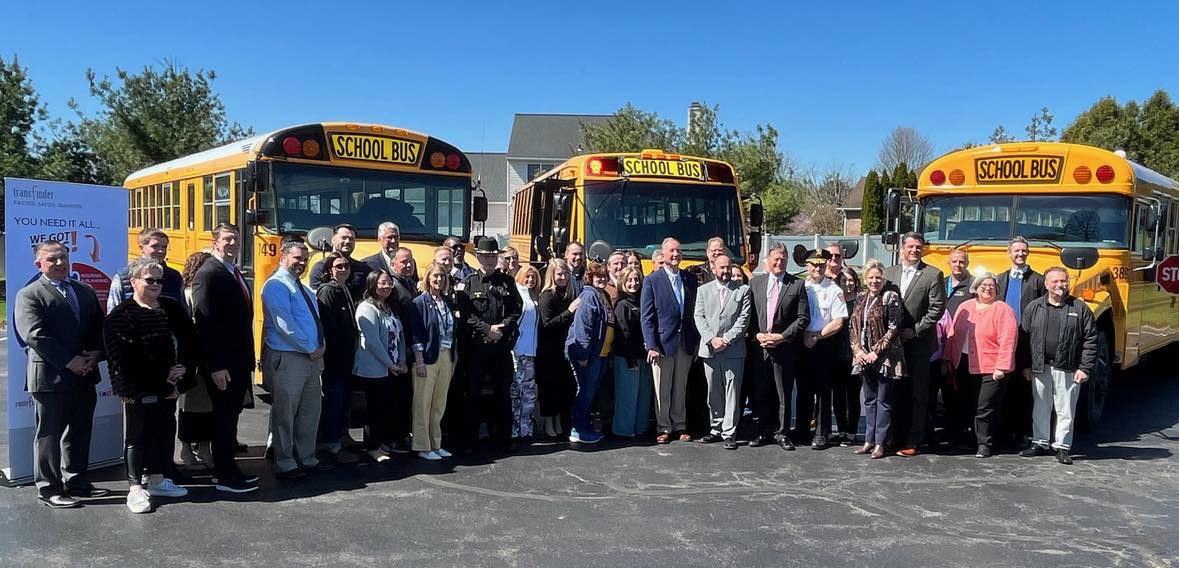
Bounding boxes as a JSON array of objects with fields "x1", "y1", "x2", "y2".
[
  {"x1": 296, "y1": 282, "x2": 325, "y2": 349},
  {"x1": 672, "y1": 273, "x2": 684, "y2": 313},
  {"x1": 767, "y1": 277, "x2": 780, "y2": 329},
  {"x1": 233, "y1": 266, "x2": 250, "y2": 303},
  {"x1": 57, "y1": 280, "x2": 80, "y2": 320},
  {"x1": 719, "y1": 285, "x2": 727, "y2": 306}
]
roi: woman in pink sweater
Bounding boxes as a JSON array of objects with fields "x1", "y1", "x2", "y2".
[{"x1": 942, "y1": 272, "x2": 1018, "y2": 459}]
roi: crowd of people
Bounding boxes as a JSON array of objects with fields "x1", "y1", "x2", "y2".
[{"x1": 13, "y1": 224, "x2": 1099, "y2": 513}]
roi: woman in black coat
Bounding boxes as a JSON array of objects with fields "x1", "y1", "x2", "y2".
[
  {"x1": 535, "y1": 259, "x2": 580, "y2": 439},
  {"x1": 316, "y1": 252, "x2": 360, "y2": 463}
]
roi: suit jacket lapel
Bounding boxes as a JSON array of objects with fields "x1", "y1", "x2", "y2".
[{"x1": 40, "y1": 278, "x2": 78, "y2": 323}]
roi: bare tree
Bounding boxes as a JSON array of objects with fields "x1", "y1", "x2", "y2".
[
  {"x1": 795, "y1": 165, "x2": 858, "y2": 235},
  {"x1": 877, "y1": 126, "x2": 934, "y2": 173}
]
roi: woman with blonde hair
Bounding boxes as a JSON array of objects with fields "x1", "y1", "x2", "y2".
[
  {"x1": 611, "y1": 266, "x2": 652, "y2": 438},
  {"x1": 535, "y1": 259, "x2": 581, "y2": 439},
  {"x1": 511, "y1": 264, "x2": 543, "y2": 442},
  {"x1": 849, "y1": 259, "x2": 907, "y2": 459},
  {"x1": 409, "y1": 262, "x2": 459, "y2": 460}
]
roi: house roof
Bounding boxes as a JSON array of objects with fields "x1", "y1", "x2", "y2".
[
  {"x1": 840, "y1": 175, "x2": 867, "y2": 210},
  {"x1": 467, "y1": 152, "x2": 508, "y2": 202},
  {"x1": 507, "y1": 113, "x2": 611, "y2": 159}
]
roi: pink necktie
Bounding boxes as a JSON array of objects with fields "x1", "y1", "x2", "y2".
[
  {"x1": 719, "y1": 286, "x2": 727, "y2": 306},
  {"x1": 767, "y1": 278, "x2": 780, "y2": 329}
]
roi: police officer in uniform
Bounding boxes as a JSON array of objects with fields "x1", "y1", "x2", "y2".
[{"x1": 455, "y1": 237, "x2": 523, "y2": 453}]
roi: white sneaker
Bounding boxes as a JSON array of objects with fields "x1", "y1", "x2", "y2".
[
  {"x1": 145, "y1": 478, "x2": 188, "y2": 498},
  {"x1": 419, "y1": 451, "x2": 441, "y2": 461},
  {"x1": 126, "y1": 488, "x2": 152, "y2": 514},
  {"x1": 568, "y1": 430, "x2": 582, "y2": 443},
  {"x1": 434, "y1": 448, "x2": 452, "y2": 458}
]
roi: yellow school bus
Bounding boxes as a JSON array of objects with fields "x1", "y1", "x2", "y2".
[
  {"x1": 898, "y1": 142, "x2": 1179, "y2": 427},
  {"x1": 123, "y1": 122, "x2": 485, "y2": 368},
  {"x1": 508, "y1": 149, "x2": 763, "y2": 272}
]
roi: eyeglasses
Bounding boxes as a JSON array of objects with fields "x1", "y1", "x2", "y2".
[
  {"x1": 976, "y1": 284, "x2": 997, "y2": 290},
  {"x1": 830, "y1": 254, "x2": 842, "y2": 259},
  {"x1": 138, "y1": 277, "x2": 163, "y2": 285}
]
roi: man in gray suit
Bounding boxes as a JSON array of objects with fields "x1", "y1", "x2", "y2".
[
  {"x1": 14, "y1": 240, "x2": 110, "y2": 508},
  {"x1": 884, "y1": 232, "x2": 946, "y2": 456},
  {"x1": 693, "y1": 255, "x2": 751, "y2": 450}
]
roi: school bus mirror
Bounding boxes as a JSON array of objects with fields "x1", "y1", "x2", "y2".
[
  {"x1": 552, "y1": 226, "x2": 569, "y2": 249},
  {"x1": 885, "y1": 190, "x2": 901, "y2": 220},
  {"x1": 472, "y1": 195, "x2": 488, "y2": 223},
  {"x1": 553, "y1": 194, "x2": 571, "y2": 217},
  {"x1": 587, "y1": 240, "x2": 612, "y2": 263},
  {"x1": 748, "y1": 231, "x2": 762, "y2": 255},
  {"x1": 881, "y1": 231, "x2": 899, "y2": 246},
  {"x1": 246, "y1": 161, "x2": 270, "y2": 192},
  {"x1": 839, "y1": 239, "x2": 859, "y2": 260},
  {"x1": 749, "y1": 203, "x2": 764, "y2": 227},
  {"x1": 1060, "y1": 247, "x2": 1099, "y2": 271},
  {"x1": 306, "y1": 226, "x2": 335, "y2": 252},
  {"x1": 245, "y1": 209, "x2": 271, "y2": 227}
]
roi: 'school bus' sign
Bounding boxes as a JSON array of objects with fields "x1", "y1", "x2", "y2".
[
  {"x1": 620, "y1": 157, "x2": 704, "y2": 180},
  {"x1": 975, "y1": 155, "x2": 1064, "y2": 184},
  {"x1": 329, "y1": 133, "x2": 421, "y2": 166}
]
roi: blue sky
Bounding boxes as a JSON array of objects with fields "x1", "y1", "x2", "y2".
[{"x1": 4, "y1": 1, "x2": 1179, "y2": 174}]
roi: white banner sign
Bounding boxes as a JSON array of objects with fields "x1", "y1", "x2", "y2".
[{"x1": 4, "y1": 178, "x2": 128, "y2": 483}]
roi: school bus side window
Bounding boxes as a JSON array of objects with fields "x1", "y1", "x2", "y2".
[
  {"x1": 1133, "y1": 201, "x2": 1157, "y2": 255},
  {"x1": 203, "y1": 176, "x2": 214, "y2": 231}
]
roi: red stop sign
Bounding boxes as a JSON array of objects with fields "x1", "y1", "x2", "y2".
[{"x1": 1158, "y1": 255, "x2": 1179, "y2": 294}]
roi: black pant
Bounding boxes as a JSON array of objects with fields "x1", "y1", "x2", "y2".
[
  {"x1": 832, "y1": 357, "x2": 861, "y2": 438},
  {"x1": 319, "y1": 369, "x2": 351, "y2": 446},
  {"x1": 124, "y1": 398, "x2": 173, "y2": 486},
  {"x1": 207, "y1": 370, "x2": 249, "y2": 480},
  {"x1": 896, "y1": 341, "x2": 933, "y2": 448},
  {"x1": 753, "y1": 353, "x2": 796, "y2": 439},
  {"x1": 387, "y1": 371, "x2": 413, "y2": 446},
  {"x1": 796, "y1": 338, "x2": 835, "y2": 438},
  {"x1": 32, "y1": 388, "x2": 96, "y2": 497},
  {"x1": 355, "y1": 375, "x2": 394, "y2": 451},
  {"x1": 944, "y1": 356, "x2": 979, "y2": 438},
  {"x1": 975, "y1": 373, "x2": 1010, "y2": 447},
  {"x1": 462, "y1": 349, "x2": 514, "y2": 447}
]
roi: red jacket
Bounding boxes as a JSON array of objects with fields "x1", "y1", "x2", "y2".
[{"x1": 943, "y1": 299, "x2": 1018, "y2": 375}]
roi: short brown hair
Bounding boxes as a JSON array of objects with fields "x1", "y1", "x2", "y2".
[
  {"x1": 137, "y1": 228, "x2": 169, "y2": 247},
  {"x1": 583, "y1": 260, "x2": 608, "y2": 283},
  {"x1": 211, "y1": 223, "x2": 238, "y2": 240}
]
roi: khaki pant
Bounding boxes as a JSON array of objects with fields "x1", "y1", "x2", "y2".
[
  {"x1": 651, "y1": 349, "x2": 693, "y2": 433},
  {"x1": 412, "y1": 350, "x2": 454, "y2": 452},
  {"x1": 264, "y1": 350, "x2": 323, "y2": 473}
]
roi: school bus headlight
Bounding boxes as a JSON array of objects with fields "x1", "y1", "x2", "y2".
[
  {"x1": 1073, "y1": 165, "x2": 1092, "y2": 184},
  {"x1": 301, "y1": 139, "x2": 320, "y2": 158},
  {"x1": 430, "y1": 151, "x2": 446, "y2": 168}
]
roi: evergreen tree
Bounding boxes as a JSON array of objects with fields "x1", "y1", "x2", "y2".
[{"x1": 860, "y1": 170, "x2": 883, "y2": 235}]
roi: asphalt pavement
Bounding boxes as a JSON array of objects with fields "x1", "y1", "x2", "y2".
[{"x1": 0, "y1": 337, "x2": 1176, "y2": 567}]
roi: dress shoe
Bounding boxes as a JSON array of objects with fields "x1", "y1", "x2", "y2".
[
  {"x1": 39, "y1": 494, "x2": 80, "y2": 508},
  {"x1": 305, "y1": 462, "x2": 335, "y2": 473},
  {"x1": 69, "y1": 485, "x2": 111, "y2": 498},
  {"x1": 1020, "y1": 445, "x2": 1052, "y2": 457},
  {"x1": 330, "y1": 450, "x2": 360, "y2": 465},
  {"x1": 722, "y1": 438, "x2": 738, "y2": 450},
  {"x1": 1056, "y1": 449, "x2": 1073, "y2": 465},
  {"x1": 264, "y1": 446, "x2": 274, "y2": 461},
  {"x1": 235, "y1": 442, "x2": 249, "y2": 455},
  {"x1": 869, "y1": 446, "x2": 886, "y2": 459},
  {"x1": 678, "y1": 432, "x2": 693, "y2": 442},
  {"x1": 779, "y1": 439, "x2": 796, "y2": 451},
  {"x1": 975, "y1": 445, "x2": 992, "y2": 458},
  {"x1": 748, "y1": 436, "x2": 770, "y2": 447},
  {"x1": 698, "y1": 433, "x2": 723, "y2": 444},
  {"x1": 656, "y1": 432, "x2": 671, "y2": 444},
  {"x1": 811, "y1": 435, "x2": 828, "y2": 450},
  {"x1": 896, "y1": 447, "x2": 919, "y2": 457},
  {"x1": 854, "y1": 443, "x2": 874, "y2": 455},
  {"x1": 275, "y1": 468, "x2": 306, "y2": 480}
]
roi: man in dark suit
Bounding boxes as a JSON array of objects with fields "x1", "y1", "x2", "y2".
[
  {"x1": 14, "y1": 240, "x2": 110, "y2": 508},
  {"x1": 996, "y1": 236, "x2": 1046, "y2": 448},
  {"x1": 884, "y1": 232, "x2": 947, "y2": 457},
  {"x1": 362, "y1": 221, "x2": 420, "y2": 289},
  {"x1": 309, "y1": 224, "x2": 370, "y2": 297},
  {"x1": 746, "y1": 243, "x2": 810, "y2": 450},
  {"x1": 640, "y1": 237, "x2": 701, "y2": 444},
  {"x1": 191, "y1": 223, "x2": 259, "y2": 493},
  {"x1": 384, "y1": 246, "x2": 421, "y2": 453}
]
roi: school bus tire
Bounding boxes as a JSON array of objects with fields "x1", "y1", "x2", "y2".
[{"x1": 1077, "y1": 326, "x2": 1112, "y2": 433}]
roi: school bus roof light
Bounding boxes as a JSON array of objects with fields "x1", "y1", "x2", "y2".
[
  {"x1": 301, "y1": 139, "x2": 321, "y2": 158},
  {"x1": 949, "y1": 169, "x2": 965, "y2": 185},
  {"x1": 1096, "y1": 165, "x2": 1115, "y2": 183},
  {"x1": 445, "y1": 153, "x2": 461, "y2": 171},
  {"x1": 1073, "y1": 165, "x2": 1092, "y2": 184},
  {"x1": 429, "y1": 151, "x2": 446, "y2": 168},
  {"x1": 282, "y1": 136, "x2": 302, "y2": 156},
  {"x1": 640, "y1": 149, "x2": 664, "y2": 159},
  {"x1": 929, "y1": 169, "x2": 946, "y2": 186},
  {"x1": 706, "y1": 163, "x2": 735, "y2": 184}
]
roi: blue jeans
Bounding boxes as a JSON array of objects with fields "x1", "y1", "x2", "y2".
[
  {"x1": 571, "y1": 356, "x2": 607, "y2": 434},
  {"x1": 612, "y1": 357, "x2": 653, "y2": 436},
  {"x1": 319, "y1": 371, "x2": 352, "y2": 449}
]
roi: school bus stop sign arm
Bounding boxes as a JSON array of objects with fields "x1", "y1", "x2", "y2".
[{"x1": 1156, "y1": 255, "x2": 1179, "y2": 294}]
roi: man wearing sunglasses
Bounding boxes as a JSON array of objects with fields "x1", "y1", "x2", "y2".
[{"x1": 444, "y1": 236, "x2": 476, "y2": 281}]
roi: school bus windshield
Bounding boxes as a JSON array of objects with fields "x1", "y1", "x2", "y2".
[
  {"x1": 583, "y1": 180, "x2": 745, "y2": 260},
  {"x1": 921, "y1": 193, "x2": 1131, "y2": 248},
  {"x1": 272, "y1": 162, "x2": 469, "y2": 239}
]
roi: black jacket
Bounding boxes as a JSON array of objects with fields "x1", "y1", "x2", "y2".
[
  {"x1": 612, "y1": 291, "x2": 645, "y2": 366},
  {"x1": 316, "y1": 280, "x2": 358, "y2": 377},
  {"x1": 1020, "y1": 295, "x2": 1098, "y2": 374},
  {"x1": 190, "y1": 256, "x2": 255, "y2": 375},
  {"x1": 945, "y1": 274, "x2": 975, "y2": 316},
  {"x1": 747, "y1": 272, "x2": 809, "y2": 364},
  {"x1": 998, "y1": 267, "x2": 1046, "y2": 369},
  {"x1": 104, "y1": 297, "x2": 196, "y2": 398}
]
